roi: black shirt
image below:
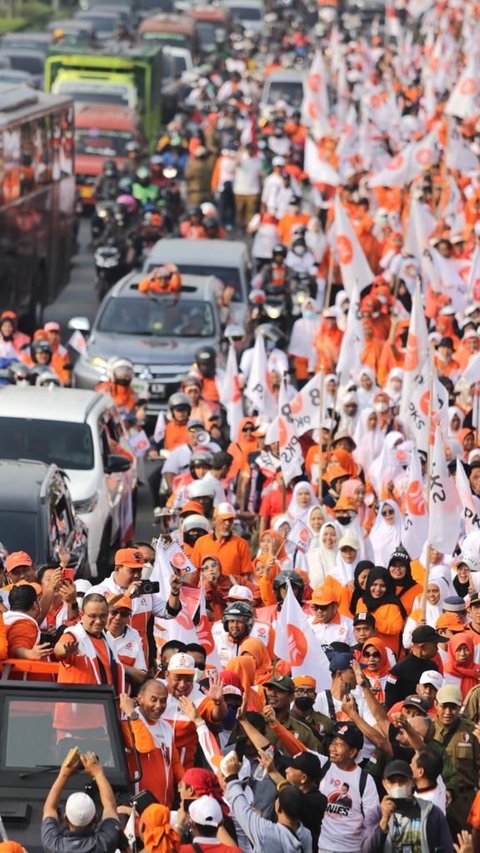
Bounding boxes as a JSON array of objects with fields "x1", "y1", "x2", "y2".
[{"x1": 384, "y1": 654, "x2": 439, "y2": 709}]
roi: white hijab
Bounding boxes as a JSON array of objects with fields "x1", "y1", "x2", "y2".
[
  {"x1": 368, "y1": 499, "x2": 404, "y2": 566},
  {"x1": 307, "y1": 520, "x2": 343, "y2": 588},
  {"x1": 354, "y1": 407, "x2": 384, "y2": 473},
  {"x1": 288, "y1": 481, "x2": 319, "y2": 524}
]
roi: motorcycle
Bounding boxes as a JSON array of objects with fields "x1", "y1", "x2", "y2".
[
  {"x1": 94, "y1": 239, "x2": 128, "y2": 300},
  {"x1": 91, "y1": 201, "x2": 116, "y2": 245},
  {"x1": 249, "y1": 284, "x2": 290, "y2": 335},
  {"x1": 290, "y1": 272, "x2": 318, "y2": 319}
]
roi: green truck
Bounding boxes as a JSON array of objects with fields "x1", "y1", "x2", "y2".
[{"x1": 44, "y1": 44, "x2": 162, "y2": 145}]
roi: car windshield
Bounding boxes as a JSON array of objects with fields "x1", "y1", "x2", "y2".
[
  {"x1": 197, "y1": 21, "x2": 223, "y2": 46},
  {"x1": 0, "y1": 511, "x2": 38, "y2": 558},
  {"x1": 0, "y1": 419, "x2": 94, "y2": 471},
  {"x1": 6, "y1": 54, "x2": 43, "y2": 74},
  {"x1": 267, "y1": 80, "x2": 304, "y2": 107},
  {"x1": 75, "y1": 129, "x2": 133, "y2": 157},
  {"x1": 97, "y1": 295, "x2": 216, "y2": 337},
  {"x1": 2, "y1": 696, "x2": 120, "y2": 770}
]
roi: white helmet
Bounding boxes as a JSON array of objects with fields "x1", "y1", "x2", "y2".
[{"x1": 188, "y1": 479, "x2": 216, "y2": 499}]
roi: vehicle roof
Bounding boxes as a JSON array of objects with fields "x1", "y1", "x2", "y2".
[
  {"x1": 224, "y1": 0, "x2": 264, "y2": 7},
  {"x1": 0, "y1": 70, "x2": 33, "y2": 82},
  {"x1": 2, "y1": 32, "x2": 51, "y2": 43},
  {"x1": 0, "y1": 84, "x2": 72, "y2": 121},
  {"x1": 0, "y1": 459, "x2": 51, "y2": 512},
  {"x1": 264, "y1": 68, "x2": 306, "y2": 82},
  {"x1": 138, "y1": 13, "x2": 194, "y2": 32},
  {"x1": 0, "y1": 47, "x2": 46, "y2": 57},
  {"x1": 147, "y1": 237, "x2": 249, "y2": 266},
  {"x1": 76, "y1": 8, "x2": 123, "y2": 16},
  {"x1": 189, "y1": 6, "x2": 229, "y2": 20},
  {"x1": 74, "y1": 102, "x2": 138, "y2": 129},
  {"x1": 107, "y1": 271, "x2": 222, "y2": 301},
  {"x1": 0, "y1": 387, "x2": 107, "y2": 422},
  {"x1": 47, "y1": 19, "x2": 95, "y2": 33}
]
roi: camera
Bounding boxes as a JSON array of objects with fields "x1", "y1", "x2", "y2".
[{"x1": 134, "y1": 580, "x2": 160, "y2": 596}]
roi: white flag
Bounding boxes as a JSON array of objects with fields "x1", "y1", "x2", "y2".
[
  {"x1": 68, "y1": 330, "x2": 87, "y2": 354},
  {"x1": 221, "y1": 343, "x2": 243, "y2": 440},
  {"x1": 466, "y1": 246, "x2": 480, "y2": 305},
  {"x1": 129, "y1": 429, "x2": 150, "y2": 458},
  {"x1": 304, "y1": 137, "x2": 340, "y2": 186},
  {"x1": 152, "y1": 538, "x2": 197, "y2": 599},
  {"x1": 456, "y1": 458, "x2": 480, "y2": 534},
  {"x1": 274, "y1": 584, "x2": 331, "y2": 690},
  {"x1": 427, "y1": 426, "x2": 461, "y2": 554},
  {"x1": 245, "y1": 334, "x2": 276, "y2": 419},
  {"x1": 400, "y1": 282, "x2": 429, "y2": 420},
  {"x1": 446, "y1": 58, "x2": 479, "y2": 119},
  {"x1": 282, "y1": 372, "x2": 324, "y2": 437},
  {"x1": 287, "y1": 519, "x2": 312, "y2": 554},
  {"x1": 302, "y1": 51, "x2": 330, "y2": 137},
  {"x1": 403, "y1": 448, "x2": 428, "y2": 559},
  {"x1": 334, "y1": 195, "x2": 373, "y2": 295},
  {"x1": 153, "y1": 411, "x2": 165, "y2": 443},
  {"x1": 463, "y1": 351, "x2": 480, "y2": 386},
  {"x1": 337, "y1": 284, "x2": 364, "y2": 383},
  {"x1": 278, "y1": 380, "x2": 303, "y2": 485}
]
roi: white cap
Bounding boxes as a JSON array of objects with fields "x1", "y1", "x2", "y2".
[
  {"x1": 65, "y1": 792, "x2": 96, "y2": 827},
  {"x1": 167, "y1": 652, "x2": 196, "y2": 674},
  {"x1": 418, "y1": 670, "x2": 444, "y2": 691},
  {"x1": 215, "y1": 502, "x2": 236, "y2": 520},
  {"x1": 189, "y1": 795, "x2": 223, "y2": 828},
  {"x1": 227, "y1": 584, "x2": 253, "y2": 602},
  {"x1": 272, "y1": 156, "x2": 285, "y2": 167},
  {"x1": 74, "y1": 579, "x2": 92, "y2": 595},
  {"x1": 183, "y1": 514, "x2": 210, "y2": 533},
  {"x1": 188, "y1": 480, "x2": 216, "y2": 499},
  {"x1": 458, "y1": 553, "x2": 480, "y2": 573}
]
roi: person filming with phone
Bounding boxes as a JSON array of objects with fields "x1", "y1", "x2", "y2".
[{"x1": 89, "y1": 547, "x2": 182, "y2": 656}]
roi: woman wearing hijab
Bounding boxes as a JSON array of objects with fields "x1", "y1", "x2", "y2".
[
  {"x1": 139, "y1": 804, "x2": 180, "y2": 853},
  {"x1": 448, "y1": 406, "x2": 464, "y2": 436},
  {"x1": 288, "y1": 481, "x2": 319, "y2": 524},
  {"x1": 227, "y1": 417, "x2": 259, "y2": 480},
  {"x1": 340, "y1": 478, "x2": 376, "y2": 533},
  {"x1": 402, "y1": 574, "x2": 450, "y2": 649},
  {"x1": 306, "y1": 505, "x2": 326, "y2": 548},
  {"x1": 288, "y1": 297, "x2": 321, "y2": 384},
  {"x1": 361, "y1": 637, "x2": 391, "y2": 703},
  {"x1": 356, "y1": 367, "x2": 379, "y2": 408},
  {"x1": 369, "y1": 500, "x2": 403, "y2": 567},
  {"x1": 240, "y1": 636, "x2": 273, "y2": 686},
  {"x1": 452, "y1": 555, "x2": 478, "y2": 598},
  {"x1": 444, "y1": 632, "x2": 480, "y2": 699},
  {"x1": 356, "y1": 566, "x2": 406, "y2": 655},
  {"x1": 224, "y1": 655, "x2": 264, "y2": 711},
  {"x1": 353, "y1": 408, "x2": 384, "y2": 473},
  {"x1": 307, "y1": 520, "x2": 343, "y2": 588},
  {"x1": 349, "y1": 560, "x2": 374, "y2": 616},
  {"x1": 387, "y1": 547, "x2": 423, "y2": 615}
]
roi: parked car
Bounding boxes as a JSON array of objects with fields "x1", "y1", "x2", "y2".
[
  {"x1": 0, "y1": 33, "x2": 51, "y2": 52},
  {"x1": 72, "y1": 272, "x2": 222, "y2": 416},
  {"x1": 0, "y1": 48, "x2": 45, "y2": 88},
  {"x1": 0, "y1": 387, "x2": 136, "y2": 577},
  {"x1": 145, "y1": 238, "x2": 250, "y2": 327},
  {"x1": 0, "y1": 459, "x2": 88, "y2": 575}
]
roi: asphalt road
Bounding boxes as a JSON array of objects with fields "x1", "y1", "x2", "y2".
[{"x1": 46, "y1": 218, "x2": 158, "y2": 546}]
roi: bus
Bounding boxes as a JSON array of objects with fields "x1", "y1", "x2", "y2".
[{"x1": 0, "y1": 84, "x2": 75, "y2": 329}]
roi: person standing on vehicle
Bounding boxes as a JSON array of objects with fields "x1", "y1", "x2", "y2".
[
  {"x1": 89, "y1": 547, "x2": 181, "y2": 655},
  {"x1": 106, "y1": 595, "x2": 147, "y2": 689}
]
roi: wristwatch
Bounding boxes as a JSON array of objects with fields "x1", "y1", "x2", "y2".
[{"x1": 127, "y1": 711, "x2": 140, "y2": 721}]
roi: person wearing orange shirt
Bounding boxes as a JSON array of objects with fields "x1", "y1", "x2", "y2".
[
  {"x1": 356, "y1": 567, "x2": 406, "y2": 657},
  {"x1": 377, "y1": 319, "x2": 410, "y2": 387},
  {"x1": 96, "y1": 359, "x2": 138, "y2": 417},
  {"x1": 43, "y1": 321, "x2": 72, "y2": 386},
  {"x1": 277, "y1": 198, "x2": 310, "y2": 246},
  {"x1": 434, "y1": 336, "x2": 461, "y2": 383},
  {"x1": 192, "y1": 347, "x2": 222, "y2": 414},
  {"x1": 314, "y1": 308, "x2": 344, "y2": 373},
  {"x1": 191, "y1": 503, "x2": 253, "y2": 583},
  {"x1": 164, "y1": 392, "x2": 192, "y2": 451},
  {"x1": 120, "y1": 681, "x2": 184, "y2": 806},
  {"x1": 4, "y1": 584, "x2": 51, "y2": 661}
]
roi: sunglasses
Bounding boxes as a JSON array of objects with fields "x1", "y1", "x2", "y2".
[
  {"x1": 382, "y1": 509, "x2": 395, "y2": 517},
  {"x1": 363, "y1": 651, "x2": 381, "y2": 659},
  {"x1": 312, "y1": 604, "x2": 331, "y2": 611},
  {"x1": 242, "y1": 425, "x2": 255, "y2": 432}
]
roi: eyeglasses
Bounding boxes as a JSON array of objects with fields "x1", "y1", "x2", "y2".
[
  {"x1": 294, "y1": 687, "x2": 315, "y2": 696},
  {"x1": 363, "y1": 651, "x2": 381, "y2": 659},
  {"x1": 381, "y1": 509, "x2": 395, "y2": 517},
  {"x1": 312, "y1": 604, "x2": 331, "y2": 611},
  {"x1": 242, "y1": 425, "x2": 255, "y2": 432}
]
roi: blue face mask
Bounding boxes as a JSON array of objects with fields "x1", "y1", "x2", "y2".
[
  {"x1": 304, "y1": 310, "x2": 316, "y2": 320},
  {"x1": 222, "y1": 705, "x2": 238, "y2": 727}
]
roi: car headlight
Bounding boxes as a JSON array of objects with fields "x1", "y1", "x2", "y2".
[
  {"x1": 86, "y1": 356, "x2": 109, "y2": 374},
  {"x1": 74, "y1": 494, "x2": 99, "y2": 514}
]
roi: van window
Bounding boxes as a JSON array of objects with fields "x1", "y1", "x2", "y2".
[
  {"x1": 0, "y1": 418, "x2": 94, "y2": 470},
  {"x1": 266, "y1": 80, "x2": 304, "y2": 108}
]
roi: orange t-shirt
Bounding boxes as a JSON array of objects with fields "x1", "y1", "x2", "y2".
[
  {"x1": 7, "y1": 618, "x2": 38, "y2": 656},
  {"x1": 164, "y1": 421, "x2": 189, "y2": 451},
  {"x1": 191, "y1": 533, "x2": 253, "y2": 576}
]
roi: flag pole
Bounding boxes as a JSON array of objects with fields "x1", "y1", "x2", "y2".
[
  {"x1": 317, "y1": 367, "x2": 325, "y2": 499},
  {"x1": 325, "y1": 249, "x2": 335, "y2": 309},
  {"x1": 420, "y1": 344, "x2": 435, "y2": 619}
]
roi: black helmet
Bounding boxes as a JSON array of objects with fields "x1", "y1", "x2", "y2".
[
  {"x1": 196, "y1": 346, "x2": 216, "y2": 364},
  {"x1": 189, "y1": 449, "x2": 213, "y2": 470},
  {"x1": 103, "y1": 159, "x2": 118, "y2": 177},
  {"x1": 31, "y1": 339, "x2": 52, "y2": 363},
  {"x1": 222, "y1": 601, "x2": 254, "y2": 631},
  {"x1": 255, "y1": 323, "x2": 285, "y2": 346},
  {"x1": 272, "y1": 243, "x2": 287, "y2": 257},
  {"x1": 189, "y1": 206, "x2": 203, "y2": 218},
  {"x1": 168, "y1": 391, "x2": 191, "y2": 411},
  {"x1": 8, "y1": 361, "x2": 32, "y2": 385},
  {"x1": 273, "y1": 570, "x2": 305, "y2": 594}
]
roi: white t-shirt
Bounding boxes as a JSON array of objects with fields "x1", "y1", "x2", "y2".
[
  {"x1": 318, "y1": 759, "x2": 379, "y2": 853},
  {"x1": 308, "y1": 615, "x2": 354, "y2": 646}
]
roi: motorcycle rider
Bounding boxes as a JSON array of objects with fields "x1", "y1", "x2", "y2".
[
  {"x1": 96, "y1": 358, "x2": 139, "y2": 418},
  {"x1": 132, "y1": 166, "x2": 159, "y2": 207},
  {"x1": 0, "y1": 311, "x2": 30, "y2": 357},
  {"x1": 43, "y1": 322, "x2": 72, "y2": 386},
  {"x1": 179, "y1": 207, "x2": 207, "y2": 239},
  {"x1": 94, "y1": 159, "x2": 119, "y2": 202},
  {"x1": 285, "y1": 232, "x2": 317, "y2": 276},
  {"x1": 257, "y1": 243, "x2": 289, "y2": 290},
  {"x1": 191, "y1": 347, "x2": 223, "y2": 414},
  {"x1": 122, "y1": 141, "x2": 143, "y2": 179}
]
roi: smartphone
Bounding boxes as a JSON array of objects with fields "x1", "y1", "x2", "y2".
[
  {"x1": 130, "y1": 789, "x2": 158, "y2": 815},
  {"x1": 62, "y1": 567, "x2": 75, "y2": 583},
  {"x1": 344, "y1": 682, "x2": 352, "y2": 697}
]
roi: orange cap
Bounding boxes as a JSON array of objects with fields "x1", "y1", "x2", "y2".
[
  {"x1": 180, "y1": 500, "x2": 205, "y2": 516},
  {"x1": 436, "y1": 613, "x2": 465, "y2": 632},
  {"x1": 334, "y1": 497, "x2": 356, "y2": 512},
  {"x1": 5, "y1": 551, "x2": 33, "y2": 571},
  {"x1": 325, "y1": 464, "x2": 349, "y2": 485},
  {"x1": 114, "y1": 548, "x2": 144, "y2": 568},
  {"x1": 110, "y1": 594, "x2": 132, "y2": 612},
  {"x1": 293, "y1": 675, "x2": 317, "y2": 689},
  {"x1": 308, "y1": 587, "x2": 338, "y2": 606}
]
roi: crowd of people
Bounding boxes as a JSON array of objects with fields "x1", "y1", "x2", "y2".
[{"x1": 2, "y1": 0, "x2": 480, "y2": 849}]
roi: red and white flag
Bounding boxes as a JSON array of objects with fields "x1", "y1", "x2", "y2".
[
  {"x1": 446, "y1": 58, "x2": 479, "y2": 120},
  {"x1": 400, "y1": 282, "x2": 429, "y2": 421},
  {"x1": 304, "y1": 137, "x2": 340, "y2": 186},
  {"x1": 245, "y1": 334, "x2": 277, "y2": 419},
  {"x1": 302, "y1": 51, "x2": 330, "y2": 137},
  {"x1": 368, "y1": 143, "x2": 415, "y2": 188},
  {"x1": 337, "y1": 284, "x2": 364, "y2": 383},
  {"x1": 427, "y1": 426, "x2": 461, "y2": 554},
  {"x1": 287, "y1": 519, "x2": 312, "y2": 553},
  {"x1": 334, "y1": 195, "x2": 373, "y2": 295},
  {"x1": 278, "y1": 379, "x2": 303, "y2": 485},
  {"x1": 68, "y1": 330, "x2": 87, "y2": 354},
  {"x1": 402, "y1": 447, "x2": 428, "y2": 559},
  {"x1": 221, "y1": 343, "x2": 243, "y2": 441},
  {"x1": 129, "y1": 429, "x2": 150, "y2": 457},
  {"x1": 152, "y1": 538, "x2": 198, "y2": 599},
  {"x1": 274, "y1": 584, "x2": 330, "y2": 690}
]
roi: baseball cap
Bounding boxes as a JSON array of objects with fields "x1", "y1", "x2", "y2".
[
  {"x1": 286, "y1": 752, "x2": 322, "y2": 782},
  {"x1": 419, "y1": 670, "x2": 444, "y2": 690},
  {"x1": 436, "y1": 684, "x2": 462, "y2": 706},
  {"x1": 436, "y1": 613, "x2": 465, "y2": 632},
  {"x1": 180, "y1": 500, "x2": 205, "y2": 516},
  {"x1": 329, "y1": 652, "x2": 354, "y2": 673},
  {"x1": 338, "y1": 535, "x2": 360, "y2": 551},
  {"x1": 114, "y1": 548, "x2": 144, "y2": 569},
  {"x1": 308, "y1": 588, "x2": 338, "y2": 606},
  {"x1": 332, "y1": 721, "x2": 363, "y2": 750},
  {"x1": 334, "y1": 497, "x2": 356, "y2": 512},
  {"x1": 5, "y1": 551, "x2": 33, "y2": 572},
  {"x1": 411, "y1": 625, "x2": 443, "y2": 644},
  {"x1": 189, "y1": 795, "x2": 223, "y2": 828},
  {"x1": 293, "y1": 675, "x2": 316, "y2": 689},
  {"x1": 353, "y1": 612, "x2": 376, "y2": 627},
  {"x1": 264, "y1": 674, "x2": 295, "y2": 693},
  {"x1": 272, "y1": 155, "x2": 285, "y2": 167},
  {"x1": 470, "y1": 592, "x2": 480, "y2": 607},
  {"x1": 74, "y1": 579, "x2": 92, "y2": 596},
  {"x1": 222, "y1": 683, "x2": 242, "y2": 697},
  {"x1": 167, "y1": 652, "x2": 196, "y2": 675},
  {"x1": 65, "y1": 792, "x2": 96, "y2": 827},
  {"x1": 443, "y1": 596, "x2": 467, "y2": 613},
  {"x1": 227, "y1": 584, "x2": 253, "y2": 602},
  {"x1": 383, "y1": 759, "x2": 412, "y2": 780},
  {"x1": 215, "y1": 502, "x2": 236, "y2": 520},
  {"x1": 458, "y1": 554, "x2": 480, "y2": 573},
  {"x1": 110, "y1": 594, "x2": 132, "y2": 612},
  {"x1": 402, "y1": 694, "x2": 429, "y2": 716},
  {"x1": 183, "y1": 514, "x2": 210, "y2": 533},
  {"x1": 44, "y1": 321, "x2": 60, "y2": 332}
]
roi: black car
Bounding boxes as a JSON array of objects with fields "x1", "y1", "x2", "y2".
[{"x1": 0, "y1": 460, "x2": 89, "y2": 574}]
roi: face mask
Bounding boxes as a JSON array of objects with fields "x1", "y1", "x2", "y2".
[
  {"x1": 115, "y1": 377, "x2": 131, "y2": 386},
  {"x1": 294, "y1": 697, "x2": 315, "y2": 712},
  {"x1": 337, "y1": 515, "x2": 352, "y2": 526},
  {"x1": 222, "y1": 705, "x2": 238, "y2": 726},
  {"x1": 294, "y1": 246, "x2": 306, "y2": 256},
  {"x1": 387, "y1": 783, "x2": 412, "y2": 799},
  {"x1": 304, "y1": 310, "x2": 316, "y2": 320}
]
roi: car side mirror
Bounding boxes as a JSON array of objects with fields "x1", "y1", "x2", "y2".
[
  {"x1": 105, "y1": 453, "x2": 131, "y2": 474},
  {"x1": 68, "y1": 316, "x2": 91, "y2": 333}
]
